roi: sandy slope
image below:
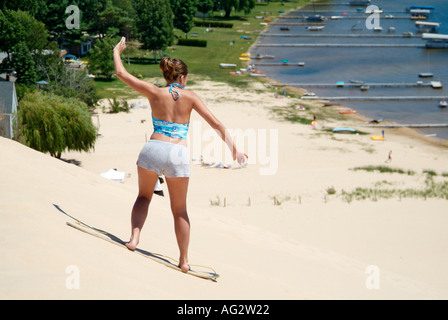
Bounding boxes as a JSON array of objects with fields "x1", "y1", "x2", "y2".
[{"x1": 1, "y1": 80, "x2": 447, "y2": 299}]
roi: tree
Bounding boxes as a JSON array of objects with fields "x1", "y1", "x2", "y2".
[
  {"x1": 87, "y1": 37, "x2": 116, "y2": 79},
  {"x1": 197, "y1": 0, "x2": 214, "y2": 18},
  {"x1": 218, "y1": 0, "x2": 256, "y2": 18},
  {"x1": 133, "y1": 0, "x2": 174, "y2": 61},
  {"x1": 170, "y1": 0, "x2": 197, "y2": 37},
  {"x1": 11, "y1": 42, "x2": 37, "y2": 86},
  {"x1": 0, "y1": 9, "x2": 48, "y2": 66},
  {"x1": 19, "y1": 91, "x2": 97, "y2": 158}
]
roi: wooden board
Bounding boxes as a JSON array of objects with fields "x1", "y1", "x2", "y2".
[{"x1": 66, "y1": 222, "x2": 219, "y2": 281}]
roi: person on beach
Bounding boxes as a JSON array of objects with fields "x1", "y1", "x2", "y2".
[{"x1": 113, "y1": 37, "x2": 247, "y2": 272}]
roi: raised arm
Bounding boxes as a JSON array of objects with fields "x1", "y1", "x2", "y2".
[
  {"x1": 113, "y1": 37, "x2": 157, "y2": 97},
  {"x1": 192, "y1": 94, "x2": 247, "y2": 164}
]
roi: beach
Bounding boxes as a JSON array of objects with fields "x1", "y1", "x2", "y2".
[{"x1": 1, "y1": 78, "x2": 448, "y2": 299}]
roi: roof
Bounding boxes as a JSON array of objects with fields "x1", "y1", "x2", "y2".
[{"x1": 0, "y1": 82, "x2": 17, "y2": 114}]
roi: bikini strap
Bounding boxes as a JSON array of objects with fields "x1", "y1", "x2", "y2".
[{"x1": 168, "y1": 83, "x2": 185, "y2": 100}]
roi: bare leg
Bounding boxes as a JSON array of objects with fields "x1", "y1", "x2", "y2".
[
  {"x1": 126, "y1": 166, "x2": 159, "y2": 250},
  {"x1": 166, "y1": 177, "x2": 190, "y2": 272}
]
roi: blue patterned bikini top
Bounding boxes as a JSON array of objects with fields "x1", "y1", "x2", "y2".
[
  {"x1": 152, "y1": 83, "x2": 189, "y2": 140},
  {"x1": 152, "y1": 116, "x2": 189, "y2": 140}
]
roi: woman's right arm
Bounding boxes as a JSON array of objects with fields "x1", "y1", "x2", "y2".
[
  {"x1": 192, "y1": 94, "x2": 247, "y2": 164},
  {"x1": 113, "y1": 37, "x2": 157, "y2": 97}
]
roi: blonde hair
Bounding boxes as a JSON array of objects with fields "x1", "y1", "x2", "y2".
[{"x1": 159, "y1": 57, "x2": 188, "y2": 82}]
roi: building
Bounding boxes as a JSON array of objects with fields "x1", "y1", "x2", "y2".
[{"x1": 0, "y1": 75, "x2": 18, "y2": 139}]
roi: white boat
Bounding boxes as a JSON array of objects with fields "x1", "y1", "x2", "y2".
[
  {"x1": 440, "y1": 100, "x2": 447, "y2": 108},
  {"x1": 219, "y1": 63, "x2": 237, "y2": 68},
  {"x1": 431, "y1": 81, "x2": 443, "y2": 89},
  {"x1": 307, "y1": 26, "x2": 325, "y2": 31}
]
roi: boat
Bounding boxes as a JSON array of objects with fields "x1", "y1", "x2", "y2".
[
  {"x1": 306, "y1": 15, "x2": 324, "y2": 22},
  {"x1": 431, "y1": 81, "x2": 443, "y2": 89},
  {"x1": 307, "y1": 26, "x2": 325, "y2": 31},
  {"x1": 407, "y1": 6, "x2": 435, "y2": 12},
  {"x1": 409, "y1": 9, "x2": 430, "y2": 19},
  {"x1": 254, "y1": 54, "x2": 275, "y2": 60},
  {"x1": 219, "y1": 63, "x2": 237, "y2": 68},
  {"x1": 415, "y1": 21, "x2": 440, "y2": 33},
  {"x1": 371, "y1": 136, "x2": 384, "y2": 141},
  {"x1": 339, "y1": 110, "x2": 357, "y2": 114},
  {"x1": 360, "y1": 85, "x2": 370, "y2": 91},
  {"x1": 422, "y1": 33, "x2": 448, "y2": 49},
  {"x1": 350, "y1": 79, "x2": 365, "y2": 85},
  {"x1": 440, "y1": 99, "x2": 447, "y2": 109},
  {"x1": 419, "y1": 73, "x2": 433, "y2": 78},
  {"x1": 332, "y1": 127, "x2": 357, "y2": 134},
  {"x1": 373, "y1": 26, "x2": 383, "y2": 32},
  {"x1": 349, "y1": 0, "x2": 370, "y2": 5}
]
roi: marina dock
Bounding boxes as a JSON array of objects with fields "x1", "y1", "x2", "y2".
[
  {"x1": 360, "y1": 124, "x2": 448, "y2": 128},
  {"x1": 261, "y1": 33, "x2": 422, "y2": 39},
  {"x1": 256, "y1": 43, "x2": 426, "y2": 48},
  {"x1": 302, "y1": 96, "x2": 447, "y2": 101},
  {"x1": 268, "y1": 82, "x2": 438, "y2": 88}
]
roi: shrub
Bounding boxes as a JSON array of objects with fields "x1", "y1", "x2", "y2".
[
  {"x1": 19, "y1": 91, "x2": 97, "y2": 158},
  {"x1": 177, "y1": 38, "x2": 207, "y2": 47},
  {"x1": 193, "y1": 21, "x2": 233, "y2": 28}
]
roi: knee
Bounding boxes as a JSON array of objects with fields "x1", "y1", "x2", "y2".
[{"x1": 171, "y1": 207, "x2": 188, "y2": 219}]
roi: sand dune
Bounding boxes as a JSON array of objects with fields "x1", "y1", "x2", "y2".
[{"x1": 1, "y1": 80, "x2": 447, "y2": 299}]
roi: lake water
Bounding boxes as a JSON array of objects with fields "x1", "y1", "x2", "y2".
[{"x1": 251, "y1": 0, "x2": 448, "y2": 140}]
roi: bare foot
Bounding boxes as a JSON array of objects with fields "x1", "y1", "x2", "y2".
[
  {"x1": 179, "y1": 262, "x2": 190, "y2": 273},
  {"x1": 125, "y1": 239, "x2": 138, "y2": 251}
]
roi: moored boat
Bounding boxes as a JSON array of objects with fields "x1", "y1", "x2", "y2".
[{"x1": 440, "y1": 99, "x2": 447, "y2": 109}]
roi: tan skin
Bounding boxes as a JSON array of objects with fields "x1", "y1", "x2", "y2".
[{"x1": 113, "y1": 37, "x2": 247, "y2": 272}]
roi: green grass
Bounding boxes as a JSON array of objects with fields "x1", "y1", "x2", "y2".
[
  {"x1": 91, "y1": 0, "x2": 309, "y2": 99},
  {"x1": 340, "y1": 167, "x2": 448, "y2": 203}
]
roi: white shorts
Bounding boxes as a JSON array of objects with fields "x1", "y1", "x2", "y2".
[{"x1": 137, "y1": 140, "x2": 190, "y2": 177}]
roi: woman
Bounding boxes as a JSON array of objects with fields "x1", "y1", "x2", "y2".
[{"x1": 113, "y1": 37, "x2": 247, "y2": 272}]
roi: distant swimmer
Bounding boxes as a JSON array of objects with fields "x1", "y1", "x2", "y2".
[{"x1": 385, "y1": 150, "x2": 392, "y2": 163}]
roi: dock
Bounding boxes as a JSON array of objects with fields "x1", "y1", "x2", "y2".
[
  {"x1": 359, "y1": 124, "x2": 448, "y2": 128},
  {"x1": 268, "y1": 82, "x2": 436, "y2": 88},
  {"x1": 261, "y1": 33, "x2": 422, "y2": 39},
  {"x1": 254, "y1": 62, "x2": 305, "y2": 66},
  {"x1": 256, "y1": 43, "x2": 426, "y2": 48},
  {"x1": 302, "y1": 96, "x2": 447, "y2": 101}
]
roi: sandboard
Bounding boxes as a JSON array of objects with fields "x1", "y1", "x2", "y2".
[{"x1": 66, "y1": 221, "x2": 220, "y2": 281}]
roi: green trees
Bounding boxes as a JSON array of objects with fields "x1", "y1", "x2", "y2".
[
  {"x1": 218, "y1": 0, "x2": 256, "y2": 18},
  {"x1": 133, "y1": 0, "x2": 174, "y2": 61},
  {"x1": 11, "y1": 42, "x2": 37, "y2": 86},
  {"x1": 88, "y1": 37, "x2": 116, "y2": 79},
  {"x1": 0, "y1": 9, "x2": 48, "y2": 67},
  {"x1": 19, "y1": 91, "x2": 97, "y2": 158},
  {"x1": 171, "y1": 0, "x2": 197, "y2": 37}
]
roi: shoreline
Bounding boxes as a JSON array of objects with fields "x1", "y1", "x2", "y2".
[{"x1": 247, "y1": 1, "x2": 448, "y2": 151}]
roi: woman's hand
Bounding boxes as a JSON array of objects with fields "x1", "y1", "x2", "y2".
[
  {"x1": 234, "y1": 150, "x2": 248, "y2": 165},
  {"x1": 114, "y1": 37, "x2": 127, "y2": 54}
]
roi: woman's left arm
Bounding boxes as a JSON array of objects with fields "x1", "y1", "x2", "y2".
[{"x1": 113, "y1": 37, "x2": 156, "y2": 97}]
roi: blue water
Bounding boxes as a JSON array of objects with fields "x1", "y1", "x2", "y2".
[{"x1": 251, "y1": 0, "x2": 448, "y2": 140}]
